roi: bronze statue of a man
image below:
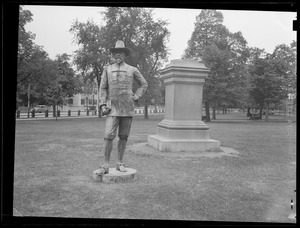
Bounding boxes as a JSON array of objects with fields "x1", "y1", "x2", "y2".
[{"x1": 98, "y1": 40, "x2": 148, "y2": 174}]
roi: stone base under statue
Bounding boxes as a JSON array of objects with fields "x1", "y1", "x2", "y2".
[
  {"x1": 92, "y1": 168, "x2": 137, "y2": 183},
  {"x1": 148, "y1": 134, "x2": 220, "y2": 152}
]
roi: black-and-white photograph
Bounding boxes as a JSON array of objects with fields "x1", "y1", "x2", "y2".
[{"x1": 4, "y1": 1, "x2": 296, "y2": 225}]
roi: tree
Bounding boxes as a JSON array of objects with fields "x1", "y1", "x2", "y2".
[
  {"x1": 184, "y1": 10, "x2": 225, "y2": 59},
  {"x1": 184, "y1": 10, "x2": 250, "y2": 121},
  {"x1": 221, "y1": 31, "x2": 250, "y2": 113},
  {"x1": 184, "y1": 10, "x2": 231, "y2": 121},
  {"x1": 17, "y1": 6, "x2": 36, "y2": 109},
  {"x1": 100, "y1": 7, "x2": 170, "y2": 118},
  {"x1": 18, "y1": 6, "x2": 35, "y2": 68},
  {"x1": 69, "y1": 19, "x2": 110, "y2": 116},
  {"x1": 45, "y1": 54, "x2": 82, "y2": 118},
  {"x1": 271, "y1": 42, "x2": 296, "y2": 95},
  {"x1": 55, "y1": 53, "x2": 82, "y2": 98},
  {"x1": 202, "y1": 43, "x2": 231, "y2": 120},
  {"x1": 248, "y1": 49, "x2": 289, "y2": 121},
  {"x1": 17, "y1": 43, "x2": 53, "y2": 108}
]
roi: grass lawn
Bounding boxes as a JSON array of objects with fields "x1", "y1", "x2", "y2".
[{"x1": 13, "y1": 112, "x2": 296, "y2": 223}]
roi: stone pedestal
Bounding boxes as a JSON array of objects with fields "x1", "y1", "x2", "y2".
[
  {"x1": 92, "y1": 168, "x2": 137, "y2": 183},
  {"x1": 148, "y1": 59, "x2": 220, "y2": 152}
]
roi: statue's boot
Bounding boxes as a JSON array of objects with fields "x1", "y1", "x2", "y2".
[{"x1": 116, "y1": 139, "x2": 127, "y2": 172}]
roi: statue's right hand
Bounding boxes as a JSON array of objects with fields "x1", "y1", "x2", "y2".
[
  {"x1": 106, "y1": 107, "x2": 111, "y2": 115},
  {"x1": 101, "y1": 106, "x2": 111, "y2": 115}
]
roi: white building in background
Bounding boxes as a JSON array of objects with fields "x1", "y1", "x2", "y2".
[
  {"x1": 60, "y1": 86, "x2": 98, "y2": 111},
  {"x1": 286, "y1": 93, "x2": 296, "y2": 115}
]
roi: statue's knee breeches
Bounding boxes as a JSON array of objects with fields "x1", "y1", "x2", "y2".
[
  {"x1": 104, "y1": 116, "x2": 133, "y2": 140},
  {"x1": 104, "y1": 134, "x2": 116, "y2": 140},
  {"x1": 118, "y1": 135, "x2": 128, "y2": 140},
  {"x1": 104, "y1": 117, "x2": 118, "y2": 140},
  {"x1": 118, "y1": 117, "x2": 132, "y2": 140}
]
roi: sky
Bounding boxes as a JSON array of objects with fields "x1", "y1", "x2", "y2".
[{"x1": 23, "y1": 5, "x2": 296, "y2": 64}]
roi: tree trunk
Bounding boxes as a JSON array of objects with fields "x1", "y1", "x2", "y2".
[
  {"x1": 56, "y1": 103, "x2": 58, "y2": 121},
  {"x1": 27, "y1": 83, "x2": 30, "y2": 111},
  {"x1": 212, "y1": 107, "x2": 216, "y2": 120},
  {"x1": 247, "y1": 107, "x2": 251, "y2": 117},
  {"x1": 144, "y1": 105, "x2": 149, "y2": 119},
  {"x1": 205, "y1": 102, "x2": 211, "y2": 122},
  {"x1": 284, "y1": 100, "x2": 287, "y2": 118},
  {"x1": 52, "y1": 103, "x2": 56, "y2": 117},
  {"x1": 265, "y1": 102, "x2": 269, "y2": 121},
  {"x1": 259, "y1": 104, "x2": 263, "y2": 120},
  {"x1": 53, "y1": 103, "x2": 56, "y2": 117},
  {"x1": 223, "y1": 105, "x2": 225, "y2": 114},
  {"x1": 97, "y1": 85, "x2": 101, "y2": 118}
]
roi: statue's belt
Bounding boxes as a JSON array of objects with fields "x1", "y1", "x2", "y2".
[{"x1": 111, "y1": 70, "x2": 127, "y2": 74}]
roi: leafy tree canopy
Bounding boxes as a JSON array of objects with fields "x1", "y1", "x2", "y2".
[
  {"x1": 17, "y1": 7, "x2": 81, "y2": 108},
  {"x1": 70, "y1": 7, "x2": 170, "y2": 118},
  {"x1": 184, "y1": 9, "x2": 250, "y2": 120}
]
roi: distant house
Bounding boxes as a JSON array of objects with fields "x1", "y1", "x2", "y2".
[
  {"x1": 61, "y1": 84, "x2": 98, "y2": 111},
  {"x1": 286, "y1": 93, "x2": 296, "y2": 115}
]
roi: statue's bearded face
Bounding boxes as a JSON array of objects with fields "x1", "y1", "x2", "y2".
[{"x1": 112, "y1": 51, "x2": 126, "y2": 64}]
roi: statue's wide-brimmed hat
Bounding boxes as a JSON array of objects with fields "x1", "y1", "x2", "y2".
[{"x1": 109, "y1": 40, "x2": 131, "y2": 56}]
